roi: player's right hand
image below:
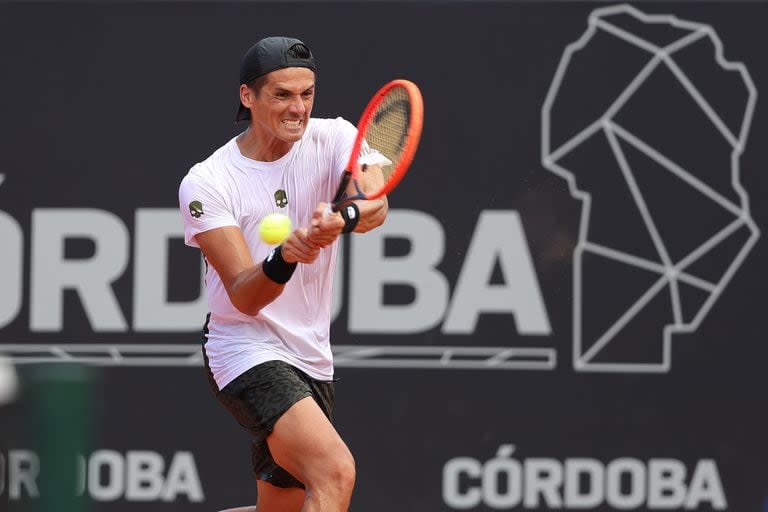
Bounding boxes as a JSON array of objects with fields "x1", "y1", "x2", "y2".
[
  {"x1": 309, "y1": 202, "x2": 345, "y2": 248},
  {"x1": 281, "y1": 227, "x2": 321, "y2": 264}
]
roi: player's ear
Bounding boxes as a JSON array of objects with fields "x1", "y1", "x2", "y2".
[{"x1": 240, "y1": 84, "x2": 255, "y2": 109}]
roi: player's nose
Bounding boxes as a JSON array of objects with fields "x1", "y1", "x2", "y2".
[{"x1": 288, "y1": 95, "x2": 306, "y2": 115}]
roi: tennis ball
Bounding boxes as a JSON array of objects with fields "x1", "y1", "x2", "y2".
[{"x1": 259, "y1": 213, "x2": 292, "y2": 245}]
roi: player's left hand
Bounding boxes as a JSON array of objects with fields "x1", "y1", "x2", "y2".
[
  {"x1": 308, "y1": 202, "x2": 344, "y2": 248},
  {"x1": 281, "y1": 227, "x2": 321, "y2": 264}
]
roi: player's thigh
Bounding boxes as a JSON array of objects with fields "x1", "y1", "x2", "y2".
[
  {"x1": 267, "y1": 396, "x2": 354, "y2": 484},
  {"x1": 256, "y1": 480, "x2": 305, "y2": 512}
]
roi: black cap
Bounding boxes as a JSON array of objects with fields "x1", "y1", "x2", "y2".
[{"x1": 236, "y1": 36, "x2": 317, "y2": 122}]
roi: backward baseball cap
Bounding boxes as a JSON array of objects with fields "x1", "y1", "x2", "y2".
[{"x1": 236, "y1": 36, "x2": 317, "y2": 122}]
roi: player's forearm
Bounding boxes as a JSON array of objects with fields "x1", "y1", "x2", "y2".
[
  {"x1": 228, "y1": 265, "x2": 286, "y2": 316},
  {"x1": 353, "y1": 197, "x2": 388, "y2": 233}
]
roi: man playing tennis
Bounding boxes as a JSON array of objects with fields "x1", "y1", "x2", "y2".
[{"x1": 178, "y1": 36, "x2": 388, "y2": 511}]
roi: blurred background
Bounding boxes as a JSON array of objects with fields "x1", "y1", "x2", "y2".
[{"x1": 1, "y1": 1, "x2": 767, "y2": 510}]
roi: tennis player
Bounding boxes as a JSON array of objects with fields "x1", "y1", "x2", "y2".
[{"x1": 178, "y1": 37, "x2": 388, "y2": 511}]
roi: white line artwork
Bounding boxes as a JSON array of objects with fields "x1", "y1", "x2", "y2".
[
  {"x1": 0, "y1": 343, "x2": 557, "y2": 370},
  {"x1": 542, "y1": 4, "x2": 759, "y2": 372}
]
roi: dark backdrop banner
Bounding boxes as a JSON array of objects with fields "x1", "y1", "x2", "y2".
[{"x1": 0, "y1": 1, "x2": 766, "y2": 511}]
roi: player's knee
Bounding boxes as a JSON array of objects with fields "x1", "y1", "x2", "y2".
[
  {"x1": 334, "y1": 451, "x2": 356, "y2": 492},
  {"x1": 314, "y1": 450, "x2": 355, "y2": 497}
]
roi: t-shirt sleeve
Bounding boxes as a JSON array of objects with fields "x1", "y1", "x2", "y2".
[{"x1": 178, "y1": 169, "x2": 238, "y2": 248}]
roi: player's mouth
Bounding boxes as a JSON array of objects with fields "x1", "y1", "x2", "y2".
[{"x1": 282, "y1": 119, "x2": 304, "y2": 129}]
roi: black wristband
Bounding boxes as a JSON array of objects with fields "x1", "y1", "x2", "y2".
[
  {"x1": 340, "y1": 202, "x2": 360, "y2": 234},
  {"x1": 262, "y1": 245, "x2": 297, "y2": 284}
]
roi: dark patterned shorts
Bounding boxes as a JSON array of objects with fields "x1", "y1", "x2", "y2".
[{"x1": 202, "y1": 344, "x2": 335, "y2": 488}]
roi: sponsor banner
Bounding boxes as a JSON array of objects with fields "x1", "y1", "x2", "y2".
[
  {"x1": 0, "y1": 450, "x2": 203, "y2": 504},
  {"x1": 442, "y1": 445, "x2": 726, "y2": 510},
  {"x1": 0, "y1": 1, "x2": 767, "y2": 510}
]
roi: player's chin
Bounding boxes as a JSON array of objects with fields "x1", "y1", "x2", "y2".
[{"x1": 283, "y1": 132, "x2": 304, "y2": 143}]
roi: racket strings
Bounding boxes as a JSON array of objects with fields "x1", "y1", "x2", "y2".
[{"x1": 365, "y1": 86, "x2": 411, "y2": 184}]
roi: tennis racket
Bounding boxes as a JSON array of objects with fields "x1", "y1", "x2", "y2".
[{"x1": 330, "y1": 79, "x2": 424, "y2": 211}]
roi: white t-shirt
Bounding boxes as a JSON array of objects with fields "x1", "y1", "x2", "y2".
[{"x1": 179, "y1": 117, "x2": 357, "y2": 389}]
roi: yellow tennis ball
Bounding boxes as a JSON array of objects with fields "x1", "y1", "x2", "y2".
[{"x1": 259, "y1": 213, "x2": 292, "y2": 245}]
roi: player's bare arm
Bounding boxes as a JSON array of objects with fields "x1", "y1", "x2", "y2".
[
  {"x1": 195, "y1": 225, "x2": 320, "y2": 316},
  {"x1": 350, "y1": 163, "x2": 388, "y2": 232}
]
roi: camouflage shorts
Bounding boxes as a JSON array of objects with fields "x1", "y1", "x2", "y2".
[{"x1": 203, "y1": 355, "x2": 335, "y2": 488}]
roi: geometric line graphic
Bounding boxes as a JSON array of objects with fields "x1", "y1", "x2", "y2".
[
  {"x1": 542, "y1": 4, "x2": 759, "y2": 372},
  {"x1": 334, "y1": 346, "x2": 556, "y2": 370},
  {"x1": 0, "y1": 343, "x2": 557, "y2": 371}
]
